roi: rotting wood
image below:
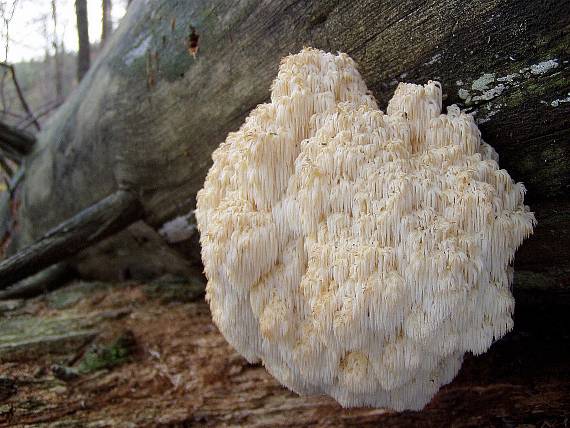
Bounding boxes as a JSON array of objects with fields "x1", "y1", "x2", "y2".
[
  {"x1": 0, "y1": 263, "x2": 73, "y2": 300},
  {"x1": 0, "y1": 190, "x2": 142, "y2": 288}
]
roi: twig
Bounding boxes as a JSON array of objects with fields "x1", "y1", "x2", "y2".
[
  {"x1": 0, "y1": 155, "x2": 14, "y2": 177},
  {"x1": 17, "y1": 99, "x2": 62, "y2": 129},
  {"x1": 0, "y1": 62, "x2": 40, "y2": 131},
  {"x1": 1, "y1": 109, "x2": 25, "y2": 120}
]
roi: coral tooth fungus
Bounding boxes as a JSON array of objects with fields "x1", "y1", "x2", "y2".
[{"x1": 196, "y1": 48, "x2": 535, "y2": 410}]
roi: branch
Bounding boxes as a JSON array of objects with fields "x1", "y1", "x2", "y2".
[
  {"x1": 0, "y1": 62, "x2": 40, "y2": 130},
  {"x1": 0, "y1": 120, "x2": 35, "y2": 161},
  {"x1": 17, "y1": 99, "x2": 62, "y2": 129},
  {"x1": 0, "y1": 263, "x2": 73, "y2": 299},
  {"x1": 0, "y1": 190, "x2": 143, "y2": 288},
  {"x1": 0, "y1": 155, "x2": 14, "y2": 177},
  {"x1": 1, "y1": 109, "x2": 26, "y2": 120}
]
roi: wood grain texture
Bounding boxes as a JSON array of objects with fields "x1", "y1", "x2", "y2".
[{"x1": 11, "y1": 0, "x2": 570, "y2": 287}]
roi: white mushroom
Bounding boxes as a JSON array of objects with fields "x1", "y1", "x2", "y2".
[{"x1": 195, "y1": 48, "x2": 536, "y2": 410}]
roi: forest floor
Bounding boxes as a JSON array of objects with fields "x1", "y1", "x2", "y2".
[{"x1": 0, "y1": 277, "x2": 568, "y2": 427}]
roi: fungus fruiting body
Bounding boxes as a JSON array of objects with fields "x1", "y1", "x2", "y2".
[{"x1": 195, "y1": 48, "x2": 535, "y2": 410}]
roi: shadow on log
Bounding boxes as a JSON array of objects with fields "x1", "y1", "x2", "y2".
[{"x1": 0, "y1": 121, "x2": 35, "y2": 163}]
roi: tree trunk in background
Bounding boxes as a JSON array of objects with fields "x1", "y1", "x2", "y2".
[
  {"x1": 4, "y1": 1, "x2": 570, "y2": 290},
  {"x1": 74, "y1": 0, "x2": 90, "y2": 82},
  {"x1": 101, "y1": 0, "x2": 112, "y2": 46},
  {"x1": 50, "y1": 0, "x2": 63, "y2": 103}
]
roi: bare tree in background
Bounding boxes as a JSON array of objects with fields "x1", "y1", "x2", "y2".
[
  {"x1": 0, "y1": 0, "x2": 19, "y2": 112},
  {"x1": 101, "y1": 0, "x2": 112, "y2": 46},
  {"x1": 0, "y1": 0, "x2": 18, "y2": 60},
  {"x1": 50, "y1": 0, "x2": 63, "y2": 102},
  {"x1": 75, "y1": 0, "x2": 90, "y2": 82}
]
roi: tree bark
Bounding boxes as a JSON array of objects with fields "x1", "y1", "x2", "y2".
[
  {"x1": 101, "y1": 0, "x2": 112, "y2": 46},
  {"x1": 74, "y1": 0, "x2": 90, "y2": 82},
  {"x1": 0, "y1": 263, "x2": 72, "y2": 299},
  {"x1": 6, "y1": 0, "x2": 570, "y2": 292}
]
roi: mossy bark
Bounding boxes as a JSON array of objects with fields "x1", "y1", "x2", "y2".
[{"x1": 6, "y1": 0, "x2": 570, "y2": 288}]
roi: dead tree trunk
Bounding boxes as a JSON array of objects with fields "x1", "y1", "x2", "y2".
[
  {"x1": 101, "y1": 0, "x2": 112, "y2": 46},
  {"x1": 51, "y1": 0, "x2": 63, "y2": 103},
  {"x1": 75, "y1": 0, "x2": 90, "y2": 82},
  {"x1": 2, "y1": 0, "x2": 569, "y2": 292}
]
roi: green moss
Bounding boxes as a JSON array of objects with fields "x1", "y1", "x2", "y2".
[
  {"x1": 0, "y1": 316, "x2": 97, "y2": 346},
  {"x1": 77, "y1": 331, "x2": 136, "y2": 374},
  {"x1": 0, "y1": 330, "x2": 98, "y2": 362},
  {"x1": 542, "y1": 27, "x2": 570, "y2": 58},
  {"x1": 526, "y1": 72, "x2": 569, "y2": 96},
  {"x1": 501, "y1": 88, "x2": 527, "y2": 109},
  {"x1": 112, "y1": 2, "x2": 213, "y2": 83},
  {"x1": 515, "y1": 143, "x2": 569, "y2": 192},
  {"x1": 143, "y1": 275, "x2": 205, "y2": 304},
  {"x1": 46, "y1": 281, "x2": 123, "y2": 310},
  {"x1": 19, "y1": 398, "x2": 46, "y2": 411},
  {"x1": 514, "y1": 271, "x2": 558, "y2": 289},
  {"x1": 308, "y1": 0, "x2": 338, "y2": 26}
]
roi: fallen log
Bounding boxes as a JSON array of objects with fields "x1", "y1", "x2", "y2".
[
  {"x1": 0, "y1": 190, "x2": 141, "y2": 288},
  {"x1": 4, "y1": 0, "x2": 569, "y2": 291},
  {"x1": 0, "y1": 263, "x2": 73, "y2": 299}
]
